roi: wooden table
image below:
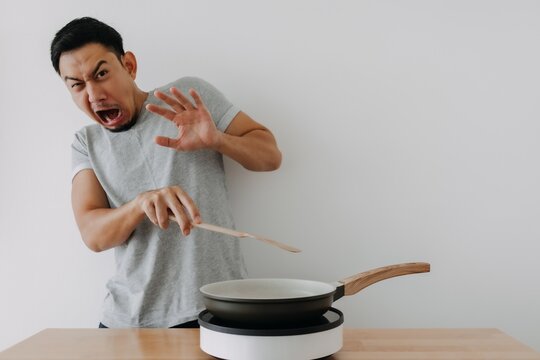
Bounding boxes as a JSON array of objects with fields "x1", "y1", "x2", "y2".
[{"x1": 1, "y1": 328, "x2": 539, "y2": 359}]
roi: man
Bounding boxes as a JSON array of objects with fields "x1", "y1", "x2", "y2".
[{"x1": 50, "y1": 17, "x2": 281, "y2": 328}]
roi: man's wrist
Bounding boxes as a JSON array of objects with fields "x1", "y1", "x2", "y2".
[{"x1": 212, "y1": 131, "x2": 227, "y2": 153}]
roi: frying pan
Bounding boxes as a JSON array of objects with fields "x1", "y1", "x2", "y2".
[{"x1": 200, "y1": 262, "x2": 430, "y2": 325}]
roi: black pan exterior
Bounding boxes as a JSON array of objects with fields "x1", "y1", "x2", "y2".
[{"x1": 203, "y1": 292, "x2": 335, "y2": 325}]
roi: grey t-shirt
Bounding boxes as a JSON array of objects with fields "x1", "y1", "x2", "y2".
[{"x1": 71, "y1": 77, "x2": 247, "y2": 328}]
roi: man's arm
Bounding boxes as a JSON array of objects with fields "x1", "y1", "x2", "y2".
[
  {"x1": 72, "y1": 169, "x2": 200, "y2": 252},
  {"x1": 218, "y1": 111, "x2": 281, "y2": 171},
  {"x1": 72, "y1": 169, "x2": 143, "y2": 252},
  {"x1": 146, "y1": 88, "x2": 282, "y2": 171}
]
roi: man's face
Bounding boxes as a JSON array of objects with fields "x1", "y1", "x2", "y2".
[{"x1": 59, "y1": 43, "x2": 140, "y2": 132}]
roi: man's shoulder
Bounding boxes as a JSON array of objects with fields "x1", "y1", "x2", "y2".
[
  {"x1": 72, "y1": 123, "x2": 105, "y2": 146},
  {"x1": 74, "y1": 123, "x2": 102, "y2": 137},
  {"x1": 157, "y1": 76, "x2": 212, "y2": 92}
]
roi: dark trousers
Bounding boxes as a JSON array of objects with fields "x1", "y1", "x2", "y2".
[{"x1": 99, "y1": 319, "x2": 199, "y2": 328}]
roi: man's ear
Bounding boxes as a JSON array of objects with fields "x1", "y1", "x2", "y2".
[{"x1": 121, "y1": 51, "x2": 137, "y2": 79}]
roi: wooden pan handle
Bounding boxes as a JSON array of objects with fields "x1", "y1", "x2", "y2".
[{"x1": 339, "y1": 262, "x2": 430, "y2": 296}]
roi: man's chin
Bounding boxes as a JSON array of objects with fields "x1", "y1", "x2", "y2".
[{"x1": 106, "y1": 118, "x2": 137, "y2": 133}]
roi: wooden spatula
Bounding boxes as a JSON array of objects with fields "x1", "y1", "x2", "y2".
[{"x1": 168, "y1": 216, "x2": 301, "y2": 253}]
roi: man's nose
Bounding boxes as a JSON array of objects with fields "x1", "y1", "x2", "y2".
[{"x1": 86, "y1": 82, "x2": 106, "y2": 103}]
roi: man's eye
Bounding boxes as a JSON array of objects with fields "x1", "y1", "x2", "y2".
[
  {"x1": 97, "y1": 70, "x2": 108, "y2": 78},
  {"x1": 71, "y1": 83, "x2": 82, "y2": 89}
]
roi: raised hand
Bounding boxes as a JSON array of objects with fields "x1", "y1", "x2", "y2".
[{"x1": 146, "y1": 87, "x2": 223, "y2": 151}]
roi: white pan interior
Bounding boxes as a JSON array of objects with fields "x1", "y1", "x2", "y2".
[{"x1": 200, "y1": 278, "x2": 336, "y2": 300}]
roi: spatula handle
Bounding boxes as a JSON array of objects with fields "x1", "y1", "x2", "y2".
[{"x1": 192, "y1": 222, "x2": 245, "y2": 237}]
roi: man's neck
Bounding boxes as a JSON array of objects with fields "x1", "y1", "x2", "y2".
[{"x1": 134, "y1": 88, "x2": 149, "y2": 116}]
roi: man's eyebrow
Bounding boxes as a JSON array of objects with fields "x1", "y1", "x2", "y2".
[
  {"x1": 63, "y1": 60, "x2": 108, "y2": 82},
  {"x1": 91, "y1": 60, "x2": 108, "y2": 78},
  {"x1": 64, "y1": 76, "x2": 81, "y2": 82}
]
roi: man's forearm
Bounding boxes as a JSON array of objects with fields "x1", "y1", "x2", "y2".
[
  {"x1": 215, "y1": 129, "x2": 282, "y2": 171},
  {"x1": 76, "y1": 199, "x2": 145, "y2": 252}
]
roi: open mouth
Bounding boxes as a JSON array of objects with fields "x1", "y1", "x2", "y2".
[{"x1": 96, "y1": 108, "x2": 123, "y2": 126}]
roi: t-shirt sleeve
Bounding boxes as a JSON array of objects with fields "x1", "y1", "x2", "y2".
[
  {"x1": 71, "y1": 131, "x2": 92, "y2": 181},
  {"x1": 177, "y1": 77, "x2": 241, "y2": 132}
]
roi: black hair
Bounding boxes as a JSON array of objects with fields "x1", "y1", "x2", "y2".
[{"x1": 50, "y1": 17, "x2": 125, "y2": 74}]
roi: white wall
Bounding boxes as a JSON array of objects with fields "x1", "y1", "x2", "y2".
[{"x1": 1, "y1": 0, "x2": 539, "y2": 352}]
